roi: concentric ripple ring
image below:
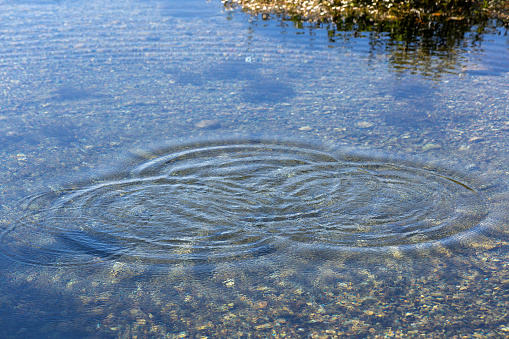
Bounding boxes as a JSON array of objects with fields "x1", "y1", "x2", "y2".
[{"x1": 0, "y1": 139, "x2": 489, "y2": 266}]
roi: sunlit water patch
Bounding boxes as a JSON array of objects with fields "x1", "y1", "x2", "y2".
[{"x1": 0, "y1": 139, "x2": 490, "y2": 268}]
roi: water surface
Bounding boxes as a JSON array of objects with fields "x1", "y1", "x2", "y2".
[{"x1": 0, "y1": 0, "x2": 509, "y2": 337}]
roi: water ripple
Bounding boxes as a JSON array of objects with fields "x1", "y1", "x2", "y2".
[{"x1": 0, "y1": 139, "x2": 489, "y2": 266}]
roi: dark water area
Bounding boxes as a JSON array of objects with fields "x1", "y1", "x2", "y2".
[{"x1": 0, "y1": 0, "x2": 509, "y2": 337}]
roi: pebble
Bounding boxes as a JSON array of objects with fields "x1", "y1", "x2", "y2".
[
  {"x1": 422, "y1": 143, "x2": 442, "y2": 151},
  {"x1": 255, "y1": 323, "x2": 272, "y2": 330},
  {"x1": 355, "y1": 121, "x2": 374, "y2": 128},
  {"x1": 254, "y1": 301, "x2": 268, "y2": 309},
  {"x1": 195, "y1": 119, "x2": 220, "y2": 129},
  {"x1": 223, "y1": 278, "x2": 235, "y2": 287},
  {"x1": 468, "y1": 136, "x2": 485, "y2": 143}
]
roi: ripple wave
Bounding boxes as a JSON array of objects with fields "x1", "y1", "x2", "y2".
[{"x1": 0, "y1": 139, "x2": 489, "y2": 266}]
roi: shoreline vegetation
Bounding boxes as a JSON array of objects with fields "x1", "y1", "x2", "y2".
[
  {"x1": 222, "y1": 0, "x2": 508, "y2": 25},
  {"x1": 222, "y1": 0, "x2": 508, "y2": 77}
]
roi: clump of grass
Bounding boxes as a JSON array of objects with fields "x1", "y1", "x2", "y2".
[{"x1": 222, "y1": 0, "x2": 508, "y2": 25}]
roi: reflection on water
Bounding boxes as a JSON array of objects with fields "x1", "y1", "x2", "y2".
[
  {"x1": 225, "y1": 0, "x2": 509, "y2": 77},
  {"x1": 0, "y1": 0, "x2": 509, "y2": 337}
]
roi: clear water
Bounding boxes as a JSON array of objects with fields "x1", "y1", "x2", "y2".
[{"x1": 0, "y1": 0, "x2": 508, "y2": 337}]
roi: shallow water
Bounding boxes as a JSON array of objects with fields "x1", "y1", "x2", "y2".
[
  {"x1": 0, "y1": 0, "x2": 509, "y2": 337},
  {"x1": 1, "y1": 139, "x2": 491, "y2": 266}
]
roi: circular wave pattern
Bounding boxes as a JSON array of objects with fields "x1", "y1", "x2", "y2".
[{"x1": 0, "y1": 139, "x2": 488, "y2": 266}]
